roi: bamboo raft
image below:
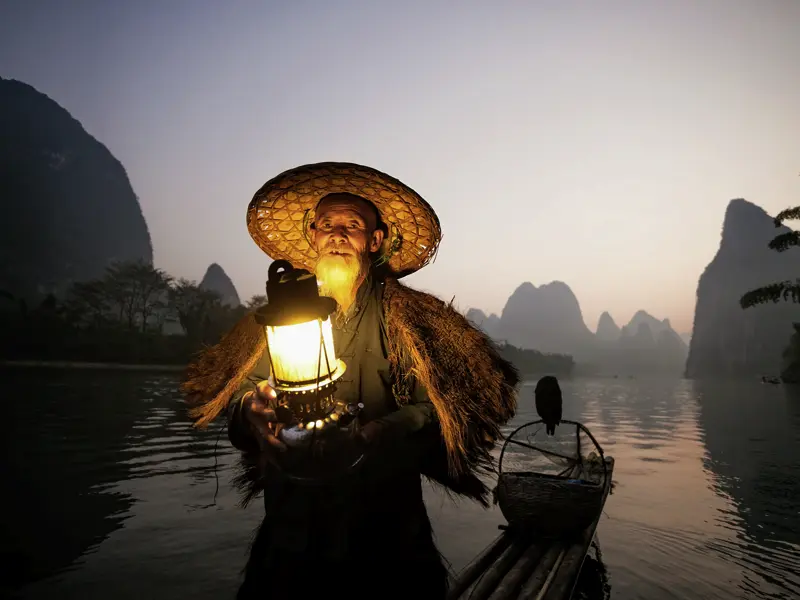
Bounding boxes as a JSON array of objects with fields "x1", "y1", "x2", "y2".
[{"x1": 447, "y1": 421, "x2": 615, "y2": 600}]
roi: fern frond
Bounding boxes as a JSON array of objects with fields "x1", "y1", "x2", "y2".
[
  {"x1": 768, "y1": 231, "x2": 800, "y2": 252},
  {"x1": 741, "y1": 280, "x2": 800, "y2": 309},
  {"x1": 773, "y1": 206, "x2": 800, "y2": 227}
]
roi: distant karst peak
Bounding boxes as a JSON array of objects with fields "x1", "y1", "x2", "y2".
[
  {"x1": 0, "y1": 77, "x2": 152, "y2": 299},
  {"x1": 510, "y1": 281, "x2": 537, "y2": 295},
  {"x1": 199, "y1": 263, "x2": 241, "y2": 307},
  {"x1": 204, "y1": 263, "x2": 226, "y2": 276},
  {"x1": 686, "y1": 197, "x2": 800, "y2": 378},
  {"x1": 465, "y1": 307, "x2": 501, "y2": 338},
  {"x1": 596, "y1": 311, "x2": 621, "y2": 342},
  {"x1": 719, "y1": 198, "x2": 788, "y2": 255}
]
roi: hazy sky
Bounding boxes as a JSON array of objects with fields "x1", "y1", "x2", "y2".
[{"x1": 2, "y1": 0, "x2": 799, "y2": 334}]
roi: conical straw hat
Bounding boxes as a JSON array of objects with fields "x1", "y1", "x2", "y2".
[{"x1": 247, "y1": 162, "x2": 442, "y2": 278}]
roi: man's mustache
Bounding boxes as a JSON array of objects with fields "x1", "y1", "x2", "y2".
[{"x1": 321, "y1": 244, "x2": 356, "y2": 256}]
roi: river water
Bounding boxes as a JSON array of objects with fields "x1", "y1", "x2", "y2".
[{"x1": 2, "y1": 369, "x2": 799, "y2": 599}]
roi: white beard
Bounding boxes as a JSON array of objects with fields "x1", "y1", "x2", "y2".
[{"x1": 314, "y1": 253, "x2": 365, "y2": 309}]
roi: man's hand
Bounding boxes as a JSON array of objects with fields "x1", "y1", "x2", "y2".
[
  {"x1": 357, "y1": 420, "x2": 389, "y2": 449},
  {"x1": 240, "y1": 381, "x2": 287, "y2": 452}
]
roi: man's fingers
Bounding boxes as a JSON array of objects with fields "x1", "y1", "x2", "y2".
[
  {"x1": 243, "y1": 396, "x2": 289, "y2": 450},
  {"x1": 255, "y1": 381, "x2": 277, "y2": 401},
  {"x1": 245, "y1": 392, "x2": 266, "y2": 410},
  {"x1": 265, "y1": 432, "x2": 287, "y2": 452},
  {"x1": 245, "y1": 396, "x2": 279, "y2": 422},
  {"x1": 252, "y1": 403, "x2": 280, "y2": 422},
  {"x1": 250, "y1": 419, "x2": 287, "y2": 452}
]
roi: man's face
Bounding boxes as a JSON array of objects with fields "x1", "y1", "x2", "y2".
[
  {"x1": 310, "y1": 194, "x2": 385, "y2": 303},
  {"x1": 311, "y1": 194, "x2": 384, "y2": 258}
]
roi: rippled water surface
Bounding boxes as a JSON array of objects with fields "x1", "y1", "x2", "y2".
[{"x1": 3, "y1": 369, "x2": 799, "y2": 599}]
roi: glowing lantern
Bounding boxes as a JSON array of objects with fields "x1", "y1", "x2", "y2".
[
  {"x1": 264, "y1": 318, "x2": 339, "y2": 390},
  {"x1": 254, "y1": 260, "x2": 348, "y2": 429}
]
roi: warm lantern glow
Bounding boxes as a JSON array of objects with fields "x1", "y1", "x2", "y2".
[{"x1": 266, "y1": 316, "x2": 343, "y2": 391}]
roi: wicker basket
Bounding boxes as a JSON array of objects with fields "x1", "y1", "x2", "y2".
[{"x1": 496, "y1": 420, "x2": 608, "y2": 537}]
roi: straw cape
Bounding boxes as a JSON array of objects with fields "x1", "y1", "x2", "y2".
[
  {"x1": 182, "y1": 162, "x2": 519, "y2": 505},
  {"x1": 246, "y1": 162, "x2": 442, "y2": 278}
]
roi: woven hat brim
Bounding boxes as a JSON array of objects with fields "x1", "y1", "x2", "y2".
[{"x1": 246, "y1": 162, "x2": 442, "y2": 278}]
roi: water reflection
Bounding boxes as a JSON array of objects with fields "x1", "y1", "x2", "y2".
[
  {"x1": 7, "y1": 369, "x2": 262, "y2": 600},
  {"x1": 1, "y1": 368, "x2": 140, "y2": 593},
  {"x1": 693, "y1": 379, "x2": 800, "y2": 599},
  {"x1": 2, "y1": 370, "x2": 799, "y2": 599}
]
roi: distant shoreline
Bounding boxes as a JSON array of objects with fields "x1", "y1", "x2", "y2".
[{"x1": 0, "y1": 360, "x2": 185, "y2": 372}]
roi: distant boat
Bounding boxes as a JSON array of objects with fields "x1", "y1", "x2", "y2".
[{"x1": 761, "y1": 376, "x2": 781, "y2": 385}]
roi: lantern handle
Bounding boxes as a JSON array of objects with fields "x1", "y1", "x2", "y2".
[
  {"x1": 266, "y1": 259, "x2": 297, "y2": 299},
  {"x1": 268, "y1": 259, "x2": 295, "y2": 283}
]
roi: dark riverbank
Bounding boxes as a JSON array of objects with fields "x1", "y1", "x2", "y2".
[{"x1": 0, "y1": 360, "x2": 185, "y2": 372}]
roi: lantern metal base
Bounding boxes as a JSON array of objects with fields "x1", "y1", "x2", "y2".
[
  {"x1": 272, "y1": 380, "x2": 355, "y2": 430},
  {"x1": 269, "y1": 387, "x2": 367, "y2": 485},
  {"x1": 277, "y1": 397, "x2": 364, "y2": 449}
]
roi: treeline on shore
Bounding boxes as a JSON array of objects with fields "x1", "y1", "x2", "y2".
[
  {"x1": 0, "y1": 260, "x2": 574, "y2": 375},
  {"x1": 0, "y1": 260, "x2": 256, "y2": 365},
  {"x1": 494, "y1": 342, "x2": 575, "y2": 377}
]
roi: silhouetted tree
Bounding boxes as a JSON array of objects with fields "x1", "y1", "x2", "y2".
[
  {"x1": 168, "y1": 278, "x2": 225, "y2": 344},
  {"x1": 495, "y1": 342, "x2": 574, "y2": 376},
  {"x1": 740, "y1": 199, "x2": 800, "y2": 308},
  {"x1": 103, "y1": 260, "x2": 172, "y2": 332},
  {"x1": 738, "y1": 178, "x2": 800, "y2": 381},
  {"x1": 246, "y1": 294, "x2": 267, "y2": 309},
  {"x1": 0, "y1": 260, "x2": 247, "y2": 364},
  {"x1": 65, "y1": 279, "x2": 113, "y2": 330},
  {"x1": 62, "y1": 260, "x2": 172, "y2": 332}
]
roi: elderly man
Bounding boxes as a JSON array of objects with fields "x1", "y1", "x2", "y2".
[{"x1": 182, "y1": 163, "x2": 519, "y2": 600}]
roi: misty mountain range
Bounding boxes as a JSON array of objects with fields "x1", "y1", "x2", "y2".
[
  {"x1": 2, "y1": 77, "x2": 798, "y2": 379},
  {"x1": 465, "y1": 283, "x2": 689, "y2": 375}
]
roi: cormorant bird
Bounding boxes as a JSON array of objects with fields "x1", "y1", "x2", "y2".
[{"x1": 534, "y1": 376, "x2": 562, "y2": 435}]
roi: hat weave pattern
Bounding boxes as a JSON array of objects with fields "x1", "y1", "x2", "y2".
[{"x1": 247, "y1": 163, "x2": 442, "y2": 278}]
